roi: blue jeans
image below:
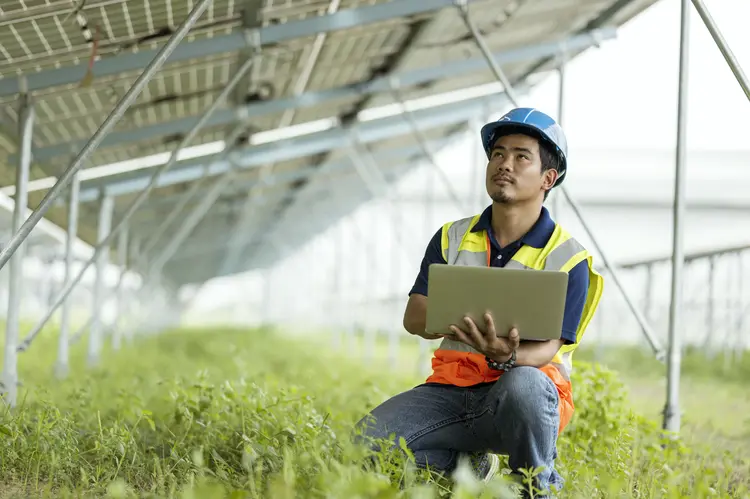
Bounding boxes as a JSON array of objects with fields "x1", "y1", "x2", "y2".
[{"x1": 355, "y1": 366, "x2": 563, "y2": 493}]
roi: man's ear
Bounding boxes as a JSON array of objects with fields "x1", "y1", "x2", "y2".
[{"x1": 542, "y1": 169, "x2": 559, "y2": 190}]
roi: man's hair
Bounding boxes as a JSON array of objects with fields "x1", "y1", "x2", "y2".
[{"x1": 538, "y1": 139, "x2": 560, "y2": 201}]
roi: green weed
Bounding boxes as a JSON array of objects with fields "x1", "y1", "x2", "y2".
[{"x1": 0, "y1": 326, "x2": 747, "y2": 498}]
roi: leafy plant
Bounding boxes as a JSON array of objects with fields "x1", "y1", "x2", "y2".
[{"x1": 0, "y1": 326, "x2": 746, "y2": 498}]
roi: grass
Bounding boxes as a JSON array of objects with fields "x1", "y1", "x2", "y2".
[
  {"x1": 574, "y1": 346, "x2": 750, "y2": 440},
  {"x1": 0, "y1": 325, "x2": 748, "y2": 498}
]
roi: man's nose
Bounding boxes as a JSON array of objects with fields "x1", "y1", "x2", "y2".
[{"x1": 495, "y1": 156, "x2": 513, "y2": 171}]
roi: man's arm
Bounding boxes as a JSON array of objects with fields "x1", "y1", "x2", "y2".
[
  {"x1": 403, "y1": 227, "x2": 445, "y2": 339},
  {"x1": 501, "y1": 259, "x2": 591, "y2": 366},
  {"x1": 503, "y1": 337, "x2": 566, "y2": 368},
  {"x1": 403, "y1": 294, "x2": 431, "y2": 337}
]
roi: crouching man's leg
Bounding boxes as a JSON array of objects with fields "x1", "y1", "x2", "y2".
[
  {"x1": 475, "y1": 366, "x2": 563, "y2": 495},
  {"x1": 353, "y1": 383, "x2": 481, "y2": 475}
]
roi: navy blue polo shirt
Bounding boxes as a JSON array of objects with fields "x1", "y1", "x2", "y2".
[{"x1": 409, "y1": 205, "x2": 589, "y2": 345}]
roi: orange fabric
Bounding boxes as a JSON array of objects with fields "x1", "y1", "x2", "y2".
[{"x1": 426, "y1": 349, "x2": 574, "y2": 434}]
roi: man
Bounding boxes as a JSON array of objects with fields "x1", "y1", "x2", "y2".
[{"x1": 355, "y1": 108, "x2": 604, "y2": 495}]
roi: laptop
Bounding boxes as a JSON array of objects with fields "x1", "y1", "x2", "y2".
[{"x1": 425, "y1": 264, "x2": 569, "y2": 341}]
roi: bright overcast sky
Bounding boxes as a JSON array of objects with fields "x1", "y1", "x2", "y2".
[{"x1": 518, "y1": 0, "x2": 750, "y2": 152}]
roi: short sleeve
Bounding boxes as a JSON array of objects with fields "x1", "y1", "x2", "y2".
[
  {"x1": 560, "y1": 259, "x2": 590, "y2": 344},
  {"x1": 408, "y1": 227, "x2": 447, "y2": 297}
]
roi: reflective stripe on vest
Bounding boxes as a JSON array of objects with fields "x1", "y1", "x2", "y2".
[{"x1": 435, "y1": 213, "x2": 604, "y2": 383}]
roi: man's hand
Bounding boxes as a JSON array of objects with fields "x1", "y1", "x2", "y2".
[{"x1": 448, "y1": 313, "x2": 520, "y2": 362}]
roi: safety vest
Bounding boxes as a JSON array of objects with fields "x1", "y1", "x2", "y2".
[{"x1": 426, "y1": 212, "x2": 604, "y2": 432}]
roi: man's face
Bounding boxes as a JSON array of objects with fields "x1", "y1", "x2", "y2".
[{"x1": 485, "y1": 133, "x2": 557, "y2": 205}]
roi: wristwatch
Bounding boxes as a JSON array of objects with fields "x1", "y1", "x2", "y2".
[{"x1": 486, "y1": 350, "x2": 516, "y2": 371}]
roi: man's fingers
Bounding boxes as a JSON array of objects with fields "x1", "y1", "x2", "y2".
[
  {"x1": 463, "y1": 316, "x2": 486, "y2": 349},
  {"x1": 483, "y1": 312, "x2": 497, "y2": 338},
  {"x1": 449, "y1": 325, "x2": 477, "y2": 349},
  {"x1": 508, "y1": 327, "x2": 521, "y2": 349}
]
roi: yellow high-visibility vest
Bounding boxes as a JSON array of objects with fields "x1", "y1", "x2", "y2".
[{"x1": 426, "y1": 212, "x2": 604, "y2": 432}]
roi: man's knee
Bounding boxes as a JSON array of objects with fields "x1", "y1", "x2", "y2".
[
  {"x1": 492, "y1": 366, "x2": 559, "y2": 421},
  {"x1": 351, "y1": 398, "x2": 413, "y2": 453},
  {"x1": 352, "y1": 411, "x2": 388, "y2": 448}
]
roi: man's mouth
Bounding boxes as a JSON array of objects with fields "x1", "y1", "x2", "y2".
[{"x1": 492, "y1": 175, "x2": 513, "y2": 185}]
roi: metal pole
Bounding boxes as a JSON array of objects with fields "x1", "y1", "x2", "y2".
[
  {"x1": 455, "y1": 0, "x2": 522, "y2": 105},
  {"x1": 663, "y1": 0, "x2": 690, "y2": 434},
  {"x1": 0, "y1": 0, "x2": 214, "y2": 271},
  {"x1": 124, "y1": 236, "x2": 140, "y2": 344},
  {"x1": 17, "y1": 19, "x2": 253, "y2": 348},
  {"x1": 644, "y1": 263, "x2": 654, "y2": 324},
  {"x1": 704, "y1": 256, "x2": 716, "y2": 355},
  {"x1": 389, "y1": 183, "x2": 402, "y2": 368},
  {"x1": 458, "y1": 1, "x2": 665, "y2": 358},
  {"x1": 331, "y1": 230, "x2": 342, "y2": 349},
  {"x1": 112, "y1": 224, "x2": 128, "y2": 350},
  {"x1": 1, "y1": 93, "x2": 33, "y2": 408},
  {"x1": 55, "y1": 171, "x2": 79, "y2": 378},
  {"x1": 691, "y1": 0, "x2": 750, "y2": 101},
  {"x1": 88, "y1": 192, "x2": 114, "y2": 366},
  {"x1": 550, "y1": 58, "x2": 566, "y2": 220}
]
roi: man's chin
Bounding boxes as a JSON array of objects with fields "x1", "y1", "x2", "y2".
[{"x1": 490, "y1": 192, "x2": 514, "y2": 204}]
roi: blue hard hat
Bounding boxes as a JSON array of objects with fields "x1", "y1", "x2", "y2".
[{"x1": 480, "y1": 107, "x2": 568, "y2": 186}]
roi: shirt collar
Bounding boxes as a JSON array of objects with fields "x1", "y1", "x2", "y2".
[{"x1": 470, "y1": 205, "x2": 554, "y2": 249}]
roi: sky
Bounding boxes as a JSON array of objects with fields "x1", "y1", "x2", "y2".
[{"x1": 518, "y1": 0, "x2": 750, "y2": 152}]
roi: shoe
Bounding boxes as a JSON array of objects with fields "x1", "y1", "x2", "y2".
[{"x1": 470, "y1": 452, "x2": 500, "y2": 482}]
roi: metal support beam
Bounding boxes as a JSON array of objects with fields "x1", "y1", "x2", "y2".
[
  {"x1": 125, "y1": 236, "x2": 141, "y2": 345},
  {"x1": 458, "y1": 0, "x2": 665, "y2": 359},
  {"x1": 663, "y1": 0, "x2": 690, "y2": 434},
  {"x1": 125, "y1": 142, "x2": 426, "y2": 217},
  {"x1": 22, "y1": 28, "x2": 616, "y2": 165},
  {"x1": 88, "y1": 192, "x2": 114, "y2": 366},
  {"x1": 691, "y1": 0, "x2": 750, "y2": 101},
  {"x1": 0, "y1": 0, "x2": 485, "y2": 98},
  {"x1": 455, "y1": 1, "x2": 523, "y2": 104},
  {"x1": 78, "y1": 92, "x2": 505, "y2": 201},
  {"x1": 55, "y1": 171, "x2": 79, "y2": 378},
  {"x1": 1, "y1": 93, "x2": 33, "y2": 408},
  {"x1": 112, "y1": 224, "x2": 129, "y2": 351},
  {"x1": 0, "y1": 0, "x2": 215, "y2": 272},
  {"x1": 550, "y1": 56, "x2": 566, "y2": 220}
]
